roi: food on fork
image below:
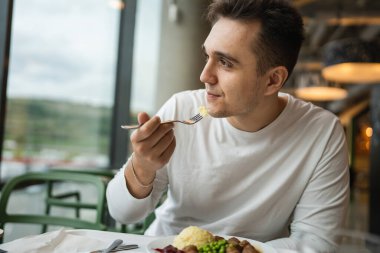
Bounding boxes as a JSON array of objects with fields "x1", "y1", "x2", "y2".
[
  {"x1": 198, "y1": 106, "x2": 208, "y2": 117},
  {"x1": 154, "y1": 226, "x2": 260, "y2": 253}
]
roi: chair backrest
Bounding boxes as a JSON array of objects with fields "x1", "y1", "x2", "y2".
[{"x1": 0, "y1": 171, "x2": 107, "y2": 242}]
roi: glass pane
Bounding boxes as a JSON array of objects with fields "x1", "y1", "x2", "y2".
[
  {"x1": 131, "y1": 0, "x2": 162, "y2": 115},
  {"x1": 1, "y1": 0, "x2": 120, "y2": 181}
]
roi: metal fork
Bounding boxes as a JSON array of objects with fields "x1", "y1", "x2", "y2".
[
  {"x1": 110, "y1": 244, "x2": 139, "y2": 252},
  {"x1": 121, "y1": 113, "x2": 205, "y2": 130},
  {"x1": 91, "y1": 244, "x2": 138, "y2": 253}
]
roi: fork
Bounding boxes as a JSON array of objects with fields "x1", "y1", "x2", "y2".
[
  {"x1": 121, "y1": 105, "x2": 208, "y2": 130},
  {"x1": 121, "y1": 113, "x2": 204, "y2": 130},
  {"x1": 91, "y1": 244, "x2": 138, "y2": 253},
  {"x1": 110, "y1": 244, "x2": 139, "y2": 252}
]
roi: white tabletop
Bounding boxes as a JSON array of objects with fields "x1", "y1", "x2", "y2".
[
  {"x1": 69, "y1": 230, "x2": 296, "y2": 253},
  {"x1": 69, "y1": 229, "x2": 157, "y2": 253},
  {"x1": 0, "y1": 229, "x2": 297, "y2": 253}
]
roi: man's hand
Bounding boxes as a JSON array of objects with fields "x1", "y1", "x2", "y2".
[{"x1": 125, "y1": 112, "x2": 176, "y2": 198}]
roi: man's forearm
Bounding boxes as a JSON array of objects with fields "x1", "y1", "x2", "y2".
[{"x1": 124, "y1": 156, "x2": 156, "y2": 199}]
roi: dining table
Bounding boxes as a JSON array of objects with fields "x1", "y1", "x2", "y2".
[{"x1": 0, "y1": 228, "x2": 297, "y2": 253}]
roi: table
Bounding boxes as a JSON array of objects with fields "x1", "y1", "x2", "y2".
[
  {"x1": 70, "y1": 229, "x2": 158, "y2": 253},
  {"x1": 0, "y1": 229, "x2": 296, "y2": 253}
]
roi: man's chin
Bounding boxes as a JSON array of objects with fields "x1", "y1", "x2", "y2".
[
  {"x1": 207, "y1": 110, "x2": 228, "y2": 118},
  {"x1": 206, "y1": 103, "x2": 229, "y2": 118}
]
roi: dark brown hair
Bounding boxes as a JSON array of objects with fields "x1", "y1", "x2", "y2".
[{"x1": 207, "y1": 0, "x2": 304, "y2": 77}]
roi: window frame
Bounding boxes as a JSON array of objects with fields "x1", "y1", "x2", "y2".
[
  {"x1": 0, "y1": 0, "x2": 13, "y2": 183},
  {"x1": 110, "y1": 0, "x2": 136, "y2": 170},
  {"x1": 0, "y1": 0, "x2": 136, "y2": 182}
]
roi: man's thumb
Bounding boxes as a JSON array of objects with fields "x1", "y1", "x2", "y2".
[{"x1": 137, "y1": 112, "x2": 151, "y2": 125}]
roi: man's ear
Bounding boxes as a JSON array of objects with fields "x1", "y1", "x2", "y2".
[{"x1": 264, "y1": 66, "x2": 288, "y2": 95}]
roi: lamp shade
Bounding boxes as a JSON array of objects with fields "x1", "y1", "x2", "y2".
[
  {"x1": 295, "y1": 86, "x2": 348, "y2": 101},
  {"x1": 322, "y1": 38, "x2": 380, "y2": 84},
  {"x1": 294, "y1": 71, "x2": 348, "y2": 101}
]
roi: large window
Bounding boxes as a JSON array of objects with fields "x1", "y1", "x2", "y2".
[{"x1": 0, "y1": 0, "x2": 134, "y2": 181}]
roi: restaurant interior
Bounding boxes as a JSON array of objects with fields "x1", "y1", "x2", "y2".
[{"x1": 0, "y1": 0, "x2": 379, "y2": 246}]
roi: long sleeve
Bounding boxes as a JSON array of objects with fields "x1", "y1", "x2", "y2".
[
  {"x1": 106, "y1": 159, "x2": 168, "y2": 224},
  {"x1": 106, "y1": 95, "x2": 177, "y2": 225},
  {"x1": 266, "y1": 120, "x2": 350, "y2": 252}
]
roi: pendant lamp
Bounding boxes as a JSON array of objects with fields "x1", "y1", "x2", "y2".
[
  {"x1": 322, "y1": 38, "x2": 380, "y2": 84},
  {"x1": 294, "y1": 72, "x2": 348, "y2": 101},
  {"x1": 295, "y1": 86, "x2": 348, "y2": 101}
]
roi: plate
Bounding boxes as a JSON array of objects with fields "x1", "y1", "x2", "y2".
[{"x1": 146, "y1": 235, "x2": 278, "y2": 253}]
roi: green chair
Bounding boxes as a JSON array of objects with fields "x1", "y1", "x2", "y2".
[
  {"x1": 0, "y1": 171, "x2": 107, "y2": 243},
  {"x1": 43, "y1": 168, "x2": 115, "y2": 232},
  {"x1": 44, "y1": 169, "x2": 156, "y2": 234},
  {"x1": 43, "y1": 169, "x2": 158, "y2": 235}
]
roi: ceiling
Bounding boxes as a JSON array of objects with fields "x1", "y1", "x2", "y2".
[
  {"x1": 284, "y1": 0, "x2": 380, "y2": 115},
  {"x1": 295, "y1": 0, "x2": 380, "y2": 59}
]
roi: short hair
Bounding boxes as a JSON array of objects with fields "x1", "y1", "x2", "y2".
[{"x1": 207, "y1": 0, "x2": 304, "y2": 77}]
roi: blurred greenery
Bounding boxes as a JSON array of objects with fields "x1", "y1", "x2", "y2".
[{"x1": 4, "y1": 98, "x2": 111, "y2": 159}]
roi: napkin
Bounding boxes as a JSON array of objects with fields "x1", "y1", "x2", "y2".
[{"x1": 0, "y1": 229, "x2": 109, "y2": 253}]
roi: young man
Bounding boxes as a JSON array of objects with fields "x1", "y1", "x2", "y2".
[{"x1": 107, "y1": 0, "x2": 349, "y2": 252}]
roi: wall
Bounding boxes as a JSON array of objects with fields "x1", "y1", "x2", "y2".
[
  {"x1": 155, "y1": 0, "x2": 210, "y2": 110},
  {"x1": 130, "y1": 0, "x2": 210, "y2": 115}
]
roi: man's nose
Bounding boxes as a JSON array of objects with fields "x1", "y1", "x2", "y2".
[{"x1": 200, "y1": 61, "x2": 217, "y2": 85}]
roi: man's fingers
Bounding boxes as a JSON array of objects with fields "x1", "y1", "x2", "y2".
[
  {"x1": 144, "y1": 123, "x2": 174, "y2": 147},
  {"x1": 160, "y1": 137, "x2": 176, "y2": 164},
  {"x1": 148, "y1": 131, "x2": 176, "y2": 167},
  {"x1": 152, "y1": 128, "x2": 175, "y2": 154},
  {"x1": 137, "y1": 112, "x2": 151, "y2": 125},
  {"x1": 131, "y1": 116, "x2": 161, "y2": 142},
  {"x1": 132, "y1": 123, "x2": 174, "y2": 156}
]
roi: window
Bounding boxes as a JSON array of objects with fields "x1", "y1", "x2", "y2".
[{"x1": 0, "y1": 0, "x2": 135, "y2": 182}]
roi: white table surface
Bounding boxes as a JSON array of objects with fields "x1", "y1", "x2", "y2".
[
  {"x1": 0, "y1": 229, "x2": 297, "y2": 253},
  {"x1": 69, "y1": 229, "x2": 158, "y2": 253},
  {"x1": 67, "y1": 229, "x2": 298, "y2": 253}
]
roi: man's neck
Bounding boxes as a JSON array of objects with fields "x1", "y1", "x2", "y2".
[{"x1": 227, "y1": 95, "x2": 288, "y2": 132}]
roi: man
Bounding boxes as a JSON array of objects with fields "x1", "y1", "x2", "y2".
[{"x1": 107, "y1": 0, "x2": 349, "y2": 252}]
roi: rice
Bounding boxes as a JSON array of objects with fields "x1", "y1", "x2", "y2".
[{"x1": 173, "y1": 226, "x2": 215, "y2": 249}]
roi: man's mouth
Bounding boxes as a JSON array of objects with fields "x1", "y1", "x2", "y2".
[{"x1": 207, "y1": 91, "x2": 222, "y2": 99}]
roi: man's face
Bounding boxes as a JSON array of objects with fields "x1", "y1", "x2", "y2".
[{"x1": 200, "y1": 18, "x2": 268, "y2": 119}]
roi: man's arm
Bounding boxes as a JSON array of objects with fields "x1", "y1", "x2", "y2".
[
  {"x1": 125, "y1": 112, "x2": 175, "y2": 199},
  {"x1": 267, "y1": 121, "x2": 350, "y2": 252},
  {"x1": 106, "y1": 161, "x2": 169, "y2": 224},
  {"x1": 106, "y1": 111, "x2": 175, "y2": 223}
]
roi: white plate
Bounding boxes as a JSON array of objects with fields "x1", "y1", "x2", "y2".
[{"x1": 146, "y1": 235, "x2": 278, "y2": 253}]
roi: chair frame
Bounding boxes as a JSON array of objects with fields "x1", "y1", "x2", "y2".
[
  {"x1": 43, "y1": 169, "x2": 115, "y2": 232},
  {"x1": 0, "y1": 171, "x2": 107, "y2": 242}
]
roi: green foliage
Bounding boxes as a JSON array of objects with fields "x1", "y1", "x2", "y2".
[{"x1": 4, "y1": 98, "x2": 111, "y2": 157}]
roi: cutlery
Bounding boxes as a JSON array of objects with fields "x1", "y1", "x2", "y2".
[
  {"x1": 110, "y1": 244, "x2": 139, "y2": 252},
  {"x1": 121, "y1": 106, "x2": 208, "y2": 130},
  {"x1": 90, "y1": 239, "x2": 123, "y2": 253},
  {"x1": 91, "y1": 243, "x2": 139, "y2": 253}
]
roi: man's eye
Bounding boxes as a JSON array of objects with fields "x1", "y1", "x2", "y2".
[
  {"x1": 220, "y1": 58, "x2": 232, "y2": 68},
  {"x1": 203, "y1": 53, "x2": 209, "y2": 62}
]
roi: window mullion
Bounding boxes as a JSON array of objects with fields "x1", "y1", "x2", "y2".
[
  {"x1": 109, "y1": 0, "x2": 137, "y2": 170},
  {"x1": 0, "y1": 0, "x2": 13, "y2": 183}
]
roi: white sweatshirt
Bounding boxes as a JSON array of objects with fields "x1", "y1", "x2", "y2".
[{"x1": 106, "y1": 89, "x2": 349, "y2": 252}]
